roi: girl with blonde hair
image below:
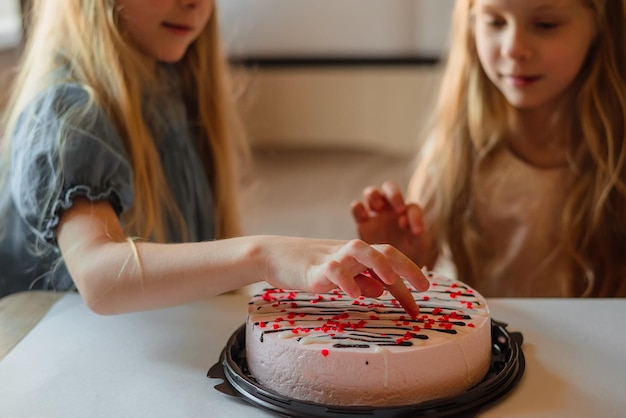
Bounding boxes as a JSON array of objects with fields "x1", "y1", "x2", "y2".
[
  {"x1": 353, "y1": 0, "x2": 626, "y2": 297},
  {"x1": 0, "y1": 0, "x2": 428, "y2": 314}
]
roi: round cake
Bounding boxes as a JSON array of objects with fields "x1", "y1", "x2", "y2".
[{"x1": 245, "y1": 271, "x2": 491, "y2": 407}]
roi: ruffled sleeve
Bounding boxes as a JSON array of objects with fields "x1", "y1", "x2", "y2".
[{"x1": 8, "y1": 83, "x2": 134, "y2": 249}]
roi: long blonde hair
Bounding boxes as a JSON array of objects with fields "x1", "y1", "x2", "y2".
[
  {"x1": 2, "y1": 0, "x2": 248, "y2": 242},
  {"x1": 418, "y1": 0, "x2": 626, "y2": 296}
]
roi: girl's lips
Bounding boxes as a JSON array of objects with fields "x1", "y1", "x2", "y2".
[
  {"x1": 162, "y1": 22, "x2": 193, "y2": 35},
  {"x1": 504, "y1": 74, "x2": 542, "y2": 87}
]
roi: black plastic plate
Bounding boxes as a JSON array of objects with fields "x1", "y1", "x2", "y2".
[{"x1": 208, "y1": 320, "x2": 525, "y2": 417}]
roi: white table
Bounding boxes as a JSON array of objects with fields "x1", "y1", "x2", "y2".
[{"x1": 0, "y1": 292, "x2": 624, "y2": 418}]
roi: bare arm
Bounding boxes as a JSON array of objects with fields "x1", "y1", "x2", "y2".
[{"x1": 57, "y1": 198, "x2": 429, "y2": 315}]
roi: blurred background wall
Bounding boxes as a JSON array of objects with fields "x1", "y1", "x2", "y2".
[
  {"x1": 0, "y1": 0, "x2": 21, "y2": 49},
  {"x1": 218, "y1": 0, "x2": 453, "y2": 59},
  {"x1": 217, "y1": 0, "x2": 454, "y2": 156}
]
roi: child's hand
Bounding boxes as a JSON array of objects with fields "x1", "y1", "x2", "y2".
[
  {"x1": 350, "y1": 181, "x2": 435, "y2": 267},
  {"x1": 261, "y1": 236, "x2": 429, "y2": 315}
]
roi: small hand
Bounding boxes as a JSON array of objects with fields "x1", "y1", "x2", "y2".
[
  {"x1": 261, "y1": 237, "x2": 430, "y2": 315},
  {"x1": 351, "y1": 181, "x2": 434, "y2": 267}
]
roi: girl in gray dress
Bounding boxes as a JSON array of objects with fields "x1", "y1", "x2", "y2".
[{"x1": 0, "y1": 0, "x2": 428, "y2": 314}]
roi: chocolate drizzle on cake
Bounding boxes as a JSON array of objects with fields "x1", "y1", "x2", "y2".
[{"x1": 249, "y1": 279, "x2": 487, "y2": 350}]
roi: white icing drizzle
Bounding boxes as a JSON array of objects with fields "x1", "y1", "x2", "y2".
[
  {"x1": 374, "y1": 346, "x2": 390, "y2": 388},
  {"x1": 298, "y1": 336, "x2": 335, "y2": 345}
]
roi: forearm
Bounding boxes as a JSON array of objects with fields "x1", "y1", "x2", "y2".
[{"x1": 64, "y1": 236, "x2": 267, "y2": 315}]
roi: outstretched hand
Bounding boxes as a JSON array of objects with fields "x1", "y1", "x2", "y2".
[
  {"x1": 351, "y1": 181, "x2": 436, "y2": 268},
  {"x1": 260, "y1": 236, "x2": 430, "y2": 316}
]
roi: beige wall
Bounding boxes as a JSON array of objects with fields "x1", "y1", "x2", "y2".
[
  {"x1": 218, "y1": 0, "x2": 454, "y2": 59},
  {"x1": 0, "y1": 0, "x2": 22, "y2": 49},
  {"x1": 237, "y1": 64, "x2": 443, "y2": 156}
]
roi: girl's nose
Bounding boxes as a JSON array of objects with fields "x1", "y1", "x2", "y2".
[
  {"x1": 181, "y1": 0, "x2": 198, "y2": 9},
  {"x1": 501, "y1": 27, "x2": 532, "y2": 61}
]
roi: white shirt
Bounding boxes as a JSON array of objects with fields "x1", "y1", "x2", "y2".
[
  {"x1": 469, "y1": 145, "x2": 578, "y2": 296},
  {"x1": 420, "y1": 144, "x2": 585, "y2": 297}
]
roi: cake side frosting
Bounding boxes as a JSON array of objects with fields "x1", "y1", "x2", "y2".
[{"x1": 245, "y1": 272, "x2": 491, "y2": 406}]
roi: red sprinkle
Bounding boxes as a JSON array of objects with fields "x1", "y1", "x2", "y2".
[{"x1": 321, "y1": 349, "x2": 329, "y2": 357}]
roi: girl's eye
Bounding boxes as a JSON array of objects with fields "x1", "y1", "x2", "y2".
[
  {"x1": 481, "y1": 14, "x2": 505, "y2": 28},
  {"x1": 488, "y1": 19, "x2": 505, "y2": 28},
  {"x1": 535, "y1": 22, "x2": 559, "y2": 30}
]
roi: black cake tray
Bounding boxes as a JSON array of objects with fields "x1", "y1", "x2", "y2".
[{"x1": 208, "y1": 320, "x2": 525, "y2": 418}]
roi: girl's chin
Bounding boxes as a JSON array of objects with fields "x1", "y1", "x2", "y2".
[
  {"x1": 157, "y1": 53, "x2": 187, "y2": 64},
  {"x1": 154, "y1": 46, "x2": 191, "y2": 64},
  {"x1": 500, "y1": 93, "x2": 545, "y2": 110}
]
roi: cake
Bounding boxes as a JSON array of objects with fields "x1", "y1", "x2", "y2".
[{"x1": 245, "y1": 271, "x2": 491, "y2": 407}]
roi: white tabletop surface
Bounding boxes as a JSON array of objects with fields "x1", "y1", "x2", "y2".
[{"x1": 0, "y1": 291, "x2": 624, "y2": 418}]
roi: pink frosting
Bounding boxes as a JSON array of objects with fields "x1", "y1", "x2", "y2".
[{"x1": 246, "y1": 272, "x2": 492, "y2": 406}]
